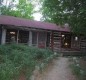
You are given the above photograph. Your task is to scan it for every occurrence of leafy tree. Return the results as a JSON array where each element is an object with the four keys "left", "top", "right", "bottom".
[
  {"left": 40, "top": 0, "right": 86, "bottom": 35},
  {"left": 0, "top": 0, "right": 16, "bottom": 15},
  {"left": 0, "top": 0, "right": 34, "bottom": 19},
  {"left": 15, "top": 0, "right": 34, "bottom": 19}
]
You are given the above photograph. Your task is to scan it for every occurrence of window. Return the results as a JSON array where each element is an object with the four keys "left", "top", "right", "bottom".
[
  {"left": 75, "top": 36, "right": 78, "bottom": 41},
  {"left": 18, "top": 30, "right": 29, "bottom": 43},
  {"left": 32, "top": 31, "right": 37, "bottom": 46}
]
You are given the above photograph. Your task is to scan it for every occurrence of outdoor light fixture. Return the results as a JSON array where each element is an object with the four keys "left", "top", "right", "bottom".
[
  {"left": 75, "top": 36, "right": 78, "bottom": 41},
  {"left": 62, "top": 35, "right": 65, "bottom": 37},
  {"left": 10, "top": 32, "right": 15, "bottom": 34},
  {"left": 64, "top": 42, "right": 68, "bottom": 46}
]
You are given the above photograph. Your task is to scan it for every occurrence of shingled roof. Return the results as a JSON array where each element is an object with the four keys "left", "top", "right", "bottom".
[{"left": 0, "top": 15, "right": 70, "bottom": 32}]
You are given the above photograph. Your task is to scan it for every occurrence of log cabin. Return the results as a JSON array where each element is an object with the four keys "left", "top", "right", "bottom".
[{"left": 0, "top": 15, "right": 86, "bottom": 55}]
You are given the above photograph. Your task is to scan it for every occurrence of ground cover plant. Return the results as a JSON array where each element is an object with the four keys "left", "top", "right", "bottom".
[
  {"left": 0, "top": 44, "right": 55, "bottom": 80},
  {"left": 69, "top": 56, "right": 86, "bottom": 80}
]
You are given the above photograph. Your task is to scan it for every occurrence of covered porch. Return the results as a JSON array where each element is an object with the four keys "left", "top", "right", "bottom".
[
  {"left": 0, "top": 26, "right": 86, "bottom": 54},
  {"left": 1, "top": 26, "right": 49, "bottom": 48}
]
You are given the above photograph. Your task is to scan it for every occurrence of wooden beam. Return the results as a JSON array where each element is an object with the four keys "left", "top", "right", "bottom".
[{"left": 3, "top": 25, "right": 48, "bottom": 32}]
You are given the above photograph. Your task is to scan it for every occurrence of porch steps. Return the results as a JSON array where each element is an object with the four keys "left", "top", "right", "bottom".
[{"left": 62, "top": 52, "right": 86, "bottom": 56}]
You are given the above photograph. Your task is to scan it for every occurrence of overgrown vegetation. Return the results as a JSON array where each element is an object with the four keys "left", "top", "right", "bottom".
[
  {"left": 0, "top": 44, "right": 55, "bottom": 80},
  {"left": 69, "top": 57, "right": 86, "bottom": 80},
  {"left": 40, "top": 0, "right": 86, "bottom": 35}
]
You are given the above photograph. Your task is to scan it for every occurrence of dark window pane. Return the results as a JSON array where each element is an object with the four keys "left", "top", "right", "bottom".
[
  {"left": 32, "top": 31, "right": 37, "bottom": 45},
  {"left": 6, "top": 29, "right": 17, "bottom": 43},
  {"left": 38, "top": 32, "right": 46, "bottom": 48},
  {"left": 18, "top": 30, "right": 29, "bottom": 43}
]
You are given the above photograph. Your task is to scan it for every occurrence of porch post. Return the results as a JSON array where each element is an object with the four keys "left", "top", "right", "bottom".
[
  {"left": 1, "top": 28, "right": 6, "bottom": 45},
  {"left": 51, "top": 31, "right": 54, "bottom": 51},
  {"left": 60, "top": 32, "right": 62, "bottom": 52},
  {"left": 29, "top": 31, "right": 32, "bottom": 46},
  {"left": 37, "top": 32, "right": 39, "bottom": 47},
  {"left": 17, "top": 30, "right": 19, "bottom": 44},
  {"left": 45, "top": 32, "right": 47, "bottom": 48}
]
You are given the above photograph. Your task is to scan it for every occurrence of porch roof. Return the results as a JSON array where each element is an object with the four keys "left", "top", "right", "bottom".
[{"left": 0, "top": 15, "right": 70, "bottom": 32}]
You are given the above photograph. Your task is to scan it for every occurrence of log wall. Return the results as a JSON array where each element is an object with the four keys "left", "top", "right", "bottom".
[
  {"left": 50, "top": 31, "right": 61, "bottom": 52},
  {"left": 80, "top": 37, "right": 86, "bottom": 51}
]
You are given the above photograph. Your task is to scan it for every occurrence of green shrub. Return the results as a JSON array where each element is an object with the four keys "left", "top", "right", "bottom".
[
  {"left": 71, "top": 64, "right": 81, "bottom": 76},
  {"left": 70, "top": 57, "right": 86, "bottom": 80},
  {"left": 0, "top": 44, "right": 54, "bottom": 80}
]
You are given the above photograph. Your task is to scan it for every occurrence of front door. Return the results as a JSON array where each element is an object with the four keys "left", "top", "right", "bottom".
[{"left": 61, "top": 33, "right": 71, "bottom": 48}]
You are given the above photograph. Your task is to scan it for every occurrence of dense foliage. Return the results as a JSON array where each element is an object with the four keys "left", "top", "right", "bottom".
[
  {"left": 70, "top": 57, "right": 86, "bottom": 80},
  {"left": 0, "top": 44, "right": 54, "bottom": 80},
  {"left": 40, "top": 0, "right": 86, "bottom": 35},
  {"left": 0, "top": 0, "right": 34, "bottom": 19}
]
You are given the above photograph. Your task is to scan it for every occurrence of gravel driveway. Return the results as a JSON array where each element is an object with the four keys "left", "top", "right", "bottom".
[{"left": 34, "top": 57, "right": 77, "bottom": 80}]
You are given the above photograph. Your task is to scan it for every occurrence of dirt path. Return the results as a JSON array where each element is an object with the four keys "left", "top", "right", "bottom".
[{"left": 34, "top": 57, "right": 77, "bottom": 80}]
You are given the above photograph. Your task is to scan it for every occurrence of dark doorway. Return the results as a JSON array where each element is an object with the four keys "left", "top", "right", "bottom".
[
  {"left": 6, "top": 29, "right": 17, "bottom": 43},
  {"left": 32, "top": 31, "right": 37, "bottom": 46},
  {"left": 61, "top": 33, "right": 71, "bottom": 48},
  {"left": 46, "top": 32, "right": 50, "bottom": 47}
]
